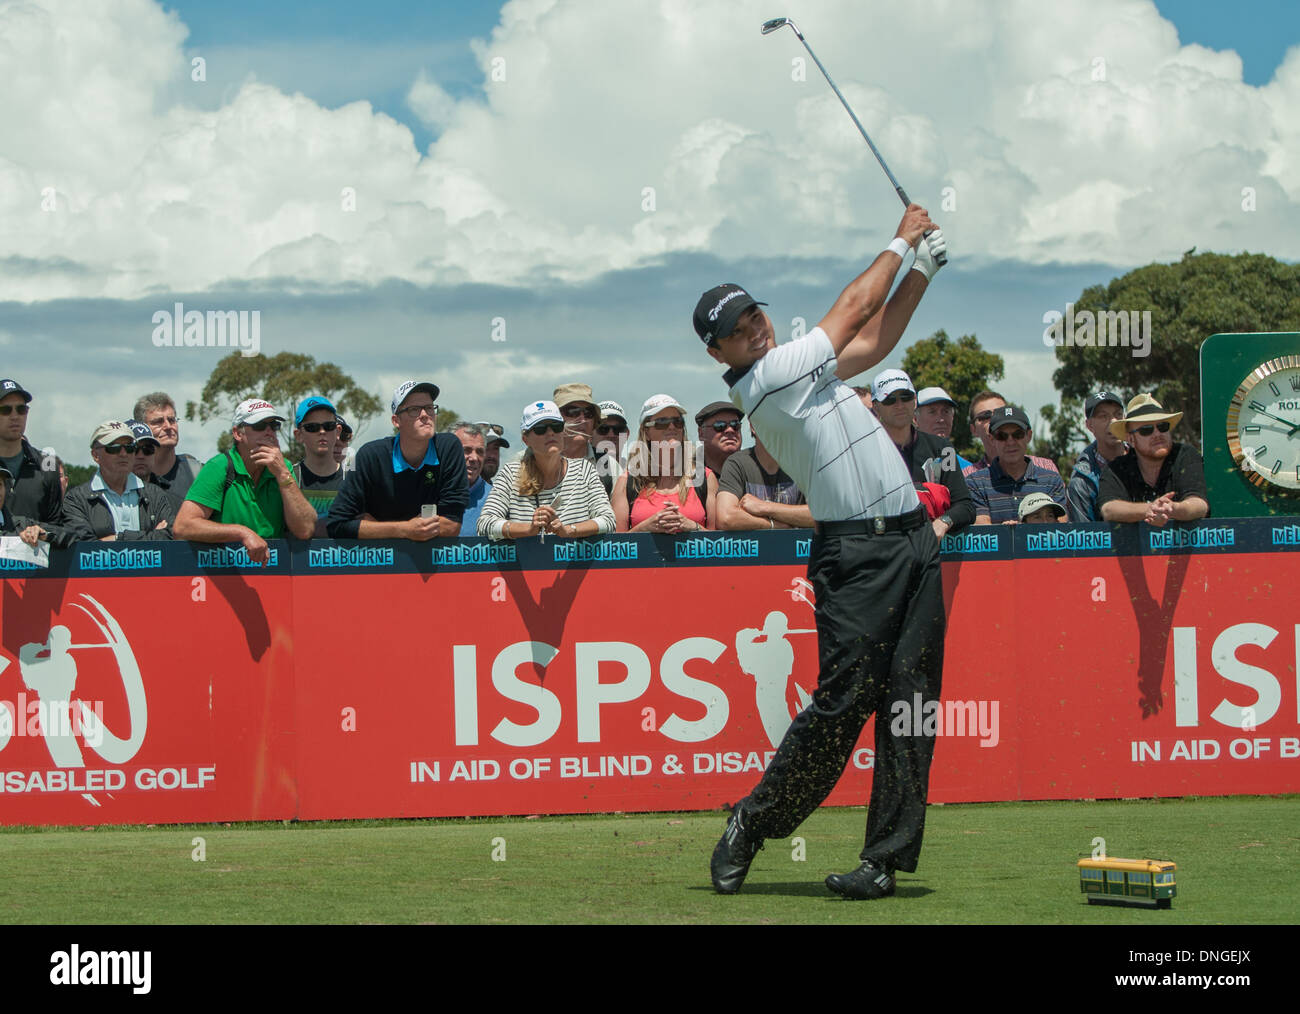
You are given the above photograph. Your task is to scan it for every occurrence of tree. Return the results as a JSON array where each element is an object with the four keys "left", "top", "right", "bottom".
[
  {"left": 901, "top": 329, "right": 1005, "bottom": 459},
  {"left": 185, "top": 352, "right": 384, "bottom": 458},
  {"left": 1033, "top": 396, "right": 1087, "bottom": 475},
  {"left": 1050, "top": 251, "right": 1300, "bottom": 452}
]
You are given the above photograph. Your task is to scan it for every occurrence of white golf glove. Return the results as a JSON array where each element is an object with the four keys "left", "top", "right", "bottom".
[{"left": 911, "top": 228, "right": 947, "bottom": 281}]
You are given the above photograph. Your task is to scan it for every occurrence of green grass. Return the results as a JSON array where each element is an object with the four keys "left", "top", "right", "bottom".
[{"left": 2, "top": 796, "right": 1296, "bottom": 923}]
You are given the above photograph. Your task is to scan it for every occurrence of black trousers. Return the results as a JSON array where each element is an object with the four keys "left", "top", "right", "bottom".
[{"left": 738, "top": 523, "right": 946, "bottom": 873}]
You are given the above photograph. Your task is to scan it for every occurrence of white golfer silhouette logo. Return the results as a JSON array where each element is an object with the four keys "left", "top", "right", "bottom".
[
  {"left": 0, "top": 594, "right": 147, "bottom": 800},
  {"left": 735, "top": 611, "right": 816, "bottom": 747}
]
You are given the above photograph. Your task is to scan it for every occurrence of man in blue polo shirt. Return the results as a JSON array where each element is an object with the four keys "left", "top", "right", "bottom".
[
  {"left": 967, "top": 405, "right": 1067, "bottom": 524},
  {"left": 326, "top": 380, "right": 467, "bottom": 540}
]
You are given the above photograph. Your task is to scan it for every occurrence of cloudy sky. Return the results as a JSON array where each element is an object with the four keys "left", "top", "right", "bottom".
[{"left": 2, "top": 0, "right": 1297, "bottom": 464}]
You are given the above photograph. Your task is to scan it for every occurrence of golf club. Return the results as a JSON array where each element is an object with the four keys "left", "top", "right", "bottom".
[{"left": 761, "top": 17, "right": 946, "bottom": 265}]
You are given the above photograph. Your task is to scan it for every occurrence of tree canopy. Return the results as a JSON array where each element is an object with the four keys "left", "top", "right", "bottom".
[{"left": 1050, "top": 250, "right": 1300, "bottom": 452}]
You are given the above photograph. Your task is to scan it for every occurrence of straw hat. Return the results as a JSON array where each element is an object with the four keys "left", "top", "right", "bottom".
[{"left": 1109, "top": 393, "right": 1183, "bottom": 442}]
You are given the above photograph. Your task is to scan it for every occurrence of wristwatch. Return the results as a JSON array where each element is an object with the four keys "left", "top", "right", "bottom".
[{"left": 938, "top": 514, "right": 954, "bottom": 529}]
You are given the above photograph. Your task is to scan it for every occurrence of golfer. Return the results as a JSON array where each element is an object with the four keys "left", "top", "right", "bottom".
[{"left": 696, "top": 204, "right": 947, "bottom": 900}]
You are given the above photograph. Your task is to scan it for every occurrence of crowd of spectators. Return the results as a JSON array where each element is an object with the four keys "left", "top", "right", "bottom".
[{"left": 0, "top": 370, "right": 1214, "bottom": 554}]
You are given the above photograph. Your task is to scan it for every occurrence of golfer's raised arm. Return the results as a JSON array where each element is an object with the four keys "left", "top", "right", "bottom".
[{"left": 817, "top": 204, "right": 934, "bottom": 358}]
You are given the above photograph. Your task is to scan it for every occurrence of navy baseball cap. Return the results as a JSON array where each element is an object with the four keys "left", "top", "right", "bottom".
[
  {"left": 0, "top": 379, "right": 32, "bottom": 402},
  {"left": 295, "top": 396, "right": 338, "bottom": 427},
  {"left": 989, "top": 405, "right": 1031, "bottom": 433},
  {"left": 125, "top": 421, "right": 160, "bottom": 447},
  {"left": 1085, "top": 390, "right": 1124, "bottom": 418},
  {"left": 693, "top": 284, "right": 767, "bottom": 346}
]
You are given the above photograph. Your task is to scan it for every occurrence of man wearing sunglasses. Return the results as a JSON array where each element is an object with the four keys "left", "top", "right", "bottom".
[
  {"left": 1098, "top": 394, "right": 1209, "bottom": 525},
  {"left": 473, "top": 422, "right": 509, "bottom": 483},
  {"left": 63, "top": 421, "right": 176, "bottom": 542},
  {"left": 594, "top": 400, "right": 628, "bottom": 486},
  {"left": 0, "top": 379, "right": 64, "bottom": 525},
  {"left": 292, "top": 396, "right": 345, "bottom": 537},
  {"left": 968, "top": 405, "right": 1067, "bottom": 524},
  {"left": 870, "top": 370, "right": 972, "bottom": 539},
  {"left": 962, "top": 390, "right": 1060, "bottom": 478},
  {"left": 327, "top": 380, "right": 467, "bottom": 540},
  {"left": 696, "top": 203, "right": 949, "bottom": 902},
  {"left": 1065, "top": 391, "right": 1130, "bottom": 523},
  {"left": 695, "top": 402, "right": 745, "bottom": 478},
  {"left": 174, "top": 399, "right": 316, "bottom": 561}
]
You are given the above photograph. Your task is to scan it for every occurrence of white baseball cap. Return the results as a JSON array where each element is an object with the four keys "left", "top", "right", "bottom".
[
  {"left": 521, "top": 400, "right": 563, "bottom": 431},
  {"left": 598, "top": 400, "right": 628, "bottom": 424},
  {"left": 917, "top": 387, "right": 956, "bottom": 407},
  {"left": 232, "top": 399, "right": 284, "bottom": 427},
  {"left": 871, "top": 369, "right": 915, "bottom": 402},
  {"left": 90, "top": 420, "right": 134, "bottom": 448},
  {"left": 391, "top": 380, "right": 440, "bottom": 415},
  {"left": 638, "top": 394, "right": 687, "bottom": 429}
]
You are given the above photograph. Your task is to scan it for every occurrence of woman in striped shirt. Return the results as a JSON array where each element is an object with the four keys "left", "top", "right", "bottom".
[
  {"left": 477, "top": 400, "right": 616, "bottom": 540},
  {"left": 613, "top": 394, "right": 718, "bottom": 533}
]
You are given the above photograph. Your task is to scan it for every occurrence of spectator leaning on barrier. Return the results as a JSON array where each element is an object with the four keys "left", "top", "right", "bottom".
[
  {"left": 614, "top": 394, "right": 717, "bottom": 533},
  {"left": 696, "top": 401, "right": 744, "bottom": 478},
  {"left": 175, "top": 399, "right": 316, "bottom": 561},
  {"left": 326, "top": 381, "right": 467, "bottom": 540},
  {"left": 871, "top": 370, "right": 972, "bottom": 539},
  {"left": 595, "top": 400, "right": 628, "bottom": 485},
  {"left": 1098, "top": 394, "right": 1210, "bottom": 526},
  {"left": 0, "top": 466, "right": 74, "bottom": 549},
  {"left": 474, "top": 422, "right": 509, "bottom": 483},
  {"left": 717, "top": 424, "right": 812, "bottom": 531},
  {"left": 452, "top": 422, "right": 492, "bottom": 537},
  {"left": 477, "top": 401, "right": 616, "bottom": 540},
  {"left": 0, "top": 379, "right": 63, "bottom": 525},
  {"left": 968, "top": 405, "right": 1068, "bottom": 525},
  {"left": 134, "top": 392, "right": 202, "bottom": 501},
  {"left": 292, "top": 396, "right": 345, "bottom": 538},
  {"left": 64, "top": 422, "right": 175, "bottom": 542},
  {"left": 963, "top": 390, "right": 1060, "bottom": 477},
  {"left": 1018, "top": 492, "right": 1066, "bottom": 524},
  {"left": 1066, "top": 390, "right": 1130, "bottom": 524},
  {"left": 916, "top": 387, "right": 974, "bottom": 471}
]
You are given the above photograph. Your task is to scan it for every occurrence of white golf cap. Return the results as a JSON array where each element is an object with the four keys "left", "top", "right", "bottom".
[
  {"left": 391, "top": 380, "right": 440, "bottom": 415},
  {"left": 598, "top": 400, "right": 628, "bottom": 423},
  {"left": 917, "top": 387, "right": 956, "bottom": 407},
  {"left": 521, "top": 400, "right": 563, "bottom": 431},
  {"left": 871, "top": 369, "right": 915, "bottom": 401},
  {"left": 90, "top": 420, "right": 134, "bottom": 448},
  {"left": 232, "top": 398, "right": 284, "bottom": 428},
  {"left": 1018, "top": 492, "right": 1066, "bottom": 520},
  {"left": 638, "top": 394, "right": 687, "bottom": 429}
]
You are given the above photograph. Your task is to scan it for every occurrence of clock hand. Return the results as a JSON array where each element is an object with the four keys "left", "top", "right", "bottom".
[{"left": 1253, "top": 408, "right": 1300, "bottom": 431}]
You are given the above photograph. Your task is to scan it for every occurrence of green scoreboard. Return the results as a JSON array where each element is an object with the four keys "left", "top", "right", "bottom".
[{"left": 1200, "top": 332, "right": 1300, "bottom": 517}]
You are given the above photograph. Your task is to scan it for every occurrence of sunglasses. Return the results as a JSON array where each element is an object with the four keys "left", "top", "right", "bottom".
[
  {"left": 529, "top": 421, "right": 565, "bottom": 436},
  {"left": 133, "top": 443, "right": 157, "bottom": 455},
  {"left": 0, "top": 404, "right": 29, "bottom": 416},
  {"left": 337, "top": 431, "right": 353, "bottom": 442},
  {"left": 1131, "top": 421, "right": 1172, "bottom": 437},
  {"left": 708, "top": 419, "right": 742, "bottom": 432},
  {"left": 596, "top": 423, "right": 628, "bottom": 436},
  {"left": 879, "top": 392, "right": 916, "bottom": 406},
  {"left": 300, "top": 420, "right": 338, "bottom": 433},
  {"left": 477, "top": 422, "right": 504, "bottom": 436},
  {"left": 100, "top": 443, "right": 141, "bottom": 455},
  {"left": 561, "top": 405, "right": 598, "bottom": 420},
  {"left": 646, "top": 416, "right": 685, "bottom": 431},
  {"left": 993, "top": 428, "right": 1027, "bottom": 441},
  {"left": 247, "top": 419, "right": 282, "bottom": 432}
]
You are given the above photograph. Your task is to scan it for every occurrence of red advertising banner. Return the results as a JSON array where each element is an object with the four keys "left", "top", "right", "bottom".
[{"left": 1, "top": 523, "right": 1296, "bottom": 827}]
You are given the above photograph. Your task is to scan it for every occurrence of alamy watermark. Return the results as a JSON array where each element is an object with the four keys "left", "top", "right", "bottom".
[
  {"left": 151, "top": 302, "right": 261, "bottom": 357},
  {"left": 1042, "top": 303, "right": 1150, "bottom": 358}
]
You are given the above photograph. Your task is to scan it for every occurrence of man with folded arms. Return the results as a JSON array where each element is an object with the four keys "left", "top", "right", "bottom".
[
  {"left": 716, "top": 424, "right": 812, "bottom": 531},
  {"left": 1098, "top": 394, "right": 1209, "bottom": 525},
  {"left": 64, "top": 421, "right": 175, "bottom": 541},
  {"left": 327, "top": 381, "right": 467, "bottom": 540},
  {"left": 968, "top": 406, "right": 1067, "bottom": 524},
  {"left": 174, "top": 399, "right": 316, "bottom": 562}
]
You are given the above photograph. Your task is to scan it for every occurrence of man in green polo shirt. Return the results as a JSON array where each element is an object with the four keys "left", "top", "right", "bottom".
[{"left": 174, "top": 398, "right": 317, "bottom": 563}]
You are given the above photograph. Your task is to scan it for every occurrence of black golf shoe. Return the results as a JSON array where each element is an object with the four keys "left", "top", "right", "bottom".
[
  {"left": 825, "top": 859, "right": 896, "bottom": 900},
  {"left": 710, "top": 806, "right": 763, "bottom": 894}
]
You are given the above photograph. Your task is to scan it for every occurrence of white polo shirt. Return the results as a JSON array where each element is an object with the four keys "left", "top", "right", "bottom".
[{"left": 724, "top": 327, "right": 919, "bottom": 522}]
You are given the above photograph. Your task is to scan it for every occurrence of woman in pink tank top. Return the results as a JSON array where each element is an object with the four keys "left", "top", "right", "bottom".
[{"left": 613, "top": 394, "right": 717, "bottom": 533}]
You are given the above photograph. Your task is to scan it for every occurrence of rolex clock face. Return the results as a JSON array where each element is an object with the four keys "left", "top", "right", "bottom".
[{"left": 1227, "top": 355, "right": 1300, "bottom": 496}]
